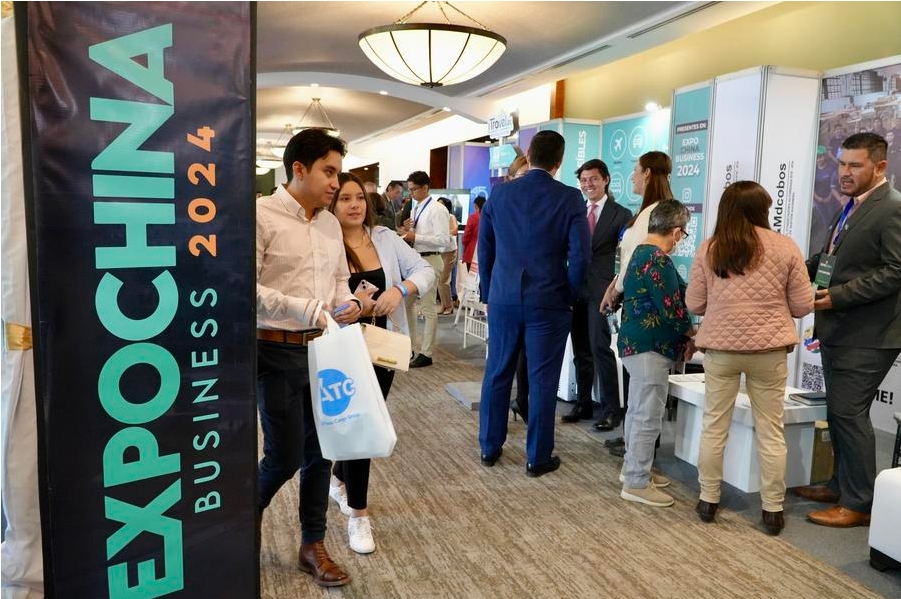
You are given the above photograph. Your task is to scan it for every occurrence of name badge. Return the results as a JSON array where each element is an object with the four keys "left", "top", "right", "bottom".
[
  {"left": 613, "top": 245, "right": 621, "bottom": 276},
  {"left": 814, "top": 254, "right": 836, "bottom": 288}
]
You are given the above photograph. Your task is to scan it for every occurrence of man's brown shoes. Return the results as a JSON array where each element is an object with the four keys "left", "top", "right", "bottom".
[
  {"left": 794, "top": 485, "right": 840, "bottom": 503},
  {"left": 298, "top": 541, "right": 350, "bottom": 587},
  {"left": 807, "top": 505, "right": 871, "bottom": 528}
]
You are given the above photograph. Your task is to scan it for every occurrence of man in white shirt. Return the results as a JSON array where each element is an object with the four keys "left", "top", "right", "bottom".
[
  {"left": 402, "top": 170, "right": 448, "bottom": 367},
  {"left": 256, "top": 128, "right": 361, "bottom": 587}
]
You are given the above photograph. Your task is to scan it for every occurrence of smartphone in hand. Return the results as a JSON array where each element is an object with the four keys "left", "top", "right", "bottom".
[{"left": 354, "top": 280, "right": 379, "bottom": 294}]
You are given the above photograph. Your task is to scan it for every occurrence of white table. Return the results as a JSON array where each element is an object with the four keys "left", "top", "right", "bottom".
[{"left": 669, "top": 373, "right": 827, "bottom": 493}]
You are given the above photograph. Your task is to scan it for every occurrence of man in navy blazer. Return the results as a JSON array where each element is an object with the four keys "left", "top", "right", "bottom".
[{"left": 477, "top": 130, "right": 590, "bottom": 477}]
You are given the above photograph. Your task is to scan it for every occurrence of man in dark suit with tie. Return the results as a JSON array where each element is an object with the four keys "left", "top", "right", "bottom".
[
  {"left": 561, "top": 159, "right": 633, "bottom": 429},
  {"left": 478, "top": 130, "right": 590, "bottom": 477},
  {"left": 796, "top": 132, "right": 901, "bottom": 527}
]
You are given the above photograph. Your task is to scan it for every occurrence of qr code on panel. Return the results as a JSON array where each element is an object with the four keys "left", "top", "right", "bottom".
[{"left": 801, "top": 362, "right": 825, "bottom": 391}]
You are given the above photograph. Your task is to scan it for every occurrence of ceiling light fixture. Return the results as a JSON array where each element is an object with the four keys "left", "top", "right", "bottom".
[
  {"left": 292, "top": 97, "right": 341, "bottom": 137},
  {"left": 358, "top": 1, "right": 506, "bottom": 88}
]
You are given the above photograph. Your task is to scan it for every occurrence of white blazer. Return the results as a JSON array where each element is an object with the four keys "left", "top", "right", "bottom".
[{"left": 369, "top": 225, "right": 437, "bottom": 335}]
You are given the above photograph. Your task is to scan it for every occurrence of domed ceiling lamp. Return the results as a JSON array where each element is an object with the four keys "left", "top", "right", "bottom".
[
  {"left": 358, "top": 1, "right": 506, "bottom": 88},
  {"left": 292, "top": 97, "right": 341, "bottom": 137}
]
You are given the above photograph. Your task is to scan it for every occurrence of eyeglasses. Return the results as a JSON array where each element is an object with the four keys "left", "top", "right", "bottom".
[{"left": 679, "top": 227, "right": 688, "bottom": 238}]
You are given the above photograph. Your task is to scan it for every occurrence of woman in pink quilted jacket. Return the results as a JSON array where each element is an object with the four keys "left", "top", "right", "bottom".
[{"left": 686, "top": 181, "right": 814, "bottom": 536}]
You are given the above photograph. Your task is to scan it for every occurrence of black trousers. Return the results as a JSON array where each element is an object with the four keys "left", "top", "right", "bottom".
[
  {"left": 571, "top": 298, "right": 621, "bottom": 418},
  {"left": 332, "top": 365, "right": 395, "bottom": 510},
  {"left": 256, "top": 341, "right": 330, "bottom": 544}
]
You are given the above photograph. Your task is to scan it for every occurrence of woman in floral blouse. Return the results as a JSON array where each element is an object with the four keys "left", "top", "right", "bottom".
[{"left": 618, "top": 200, "right": 694, "bottom": 508}]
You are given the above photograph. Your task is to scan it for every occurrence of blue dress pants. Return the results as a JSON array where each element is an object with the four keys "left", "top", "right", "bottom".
[{"left": 479, "top": 304, "right": 570, "bottom": 466}]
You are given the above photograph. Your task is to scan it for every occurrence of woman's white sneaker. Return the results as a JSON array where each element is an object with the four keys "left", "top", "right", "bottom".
[
  {"left": 348, "top": 516, "right": 376, "bottom": 554},
  {"left": 328, "top": 484, "right": 350, "bottom": 516}
]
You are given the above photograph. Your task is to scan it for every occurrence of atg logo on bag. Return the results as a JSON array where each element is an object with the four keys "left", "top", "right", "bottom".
[{"left": 318, "top": 368, "right": 355, "bottom": 416}]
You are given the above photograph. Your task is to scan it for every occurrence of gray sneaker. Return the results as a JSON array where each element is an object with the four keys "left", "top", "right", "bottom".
[{"left": 621, "top": 484, "right": 675, "bottom": 507}]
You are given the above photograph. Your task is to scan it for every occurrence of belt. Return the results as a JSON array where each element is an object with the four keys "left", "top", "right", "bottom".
[
  {"left": 420, "top": 251, "right": 440, "bottom": 256},
  {"left": 257, "top": 328, "right": 323, "bottom": 345}
]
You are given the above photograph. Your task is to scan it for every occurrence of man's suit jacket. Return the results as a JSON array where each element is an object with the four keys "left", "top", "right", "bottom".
[
  {"left": 806, "top": 181, "right": 901, "bottom": 348},
  {"left": 478, "top": 169, "right": 590, "bottom": 309},
  {"left": 579, "top": 198, "right": 633, "bottom": 303}
]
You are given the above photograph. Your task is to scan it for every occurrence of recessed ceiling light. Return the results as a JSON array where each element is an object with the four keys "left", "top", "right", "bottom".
[
  {"left": 645, "top": 102, "right": 661, "bottom": 112},
  {"left": 310, "top": 83, "right": 319, "bottom": 87},
  {"left": 379, "top": 90, "right": 388, "bottom": 96},
  {"left": 442, "top": 106, "right": 451, "bottom": 112}
]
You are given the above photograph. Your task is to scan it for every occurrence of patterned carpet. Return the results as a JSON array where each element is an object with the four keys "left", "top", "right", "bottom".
[{"left": 260, "top": 345, "right": 885, "bottom": 598}]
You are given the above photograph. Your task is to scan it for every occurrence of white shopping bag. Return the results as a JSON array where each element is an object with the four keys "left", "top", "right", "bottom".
[{"left": 308, "top": 313, "right": 397, "bottom": 460}]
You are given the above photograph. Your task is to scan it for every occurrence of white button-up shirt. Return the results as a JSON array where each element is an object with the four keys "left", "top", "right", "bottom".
[{"left": 256, "top": 186, "right": 355, "bottom": 330}]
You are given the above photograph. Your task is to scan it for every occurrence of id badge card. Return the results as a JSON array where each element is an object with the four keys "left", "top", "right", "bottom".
[
  {"left": 814, "top": 254, "right": 836, "bottom": 288},
  {"left": 613, "top": 245, "right": 621, "bottom": 277}
]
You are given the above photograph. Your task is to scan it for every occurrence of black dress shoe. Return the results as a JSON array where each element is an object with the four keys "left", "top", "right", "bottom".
[
  {"left": 526, "top": 455, "right": 561, "bottom": 478},
  {"left": 762, "top": 510, "right": 784, "bottom": 536},
  {"left": 510, "top": 400, "right": 528, "bottom": 424},
  {"left": 593, "top": 416, "right": 621, "bottom": 431},
  {"left": 608, "top": 444, "right": 626, "bottom": 458},
  {"left": 695, "top": 500, "right": 719, "bottom": 523},
  {"left": 409, "top": 353, "right": 433, "bottom": 368},
  {"left": 604, "top": 436, "right": 625, "bottom": 448},
  {"left": 561, "top": 404, "right": 593, "bottom": 423},
  {"left": 481, "top": 448, "right": 502, "bottom": 467}
]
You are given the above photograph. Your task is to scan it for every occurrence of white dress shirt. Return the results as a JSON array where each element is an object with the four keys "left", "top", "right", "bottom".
[
  {"left": 587, "top": 195, "right": 608, "bottom": 231},
  {"left": 411, "top": 196, "right": 452, "bottom": 253},
  {"left": 256, "top": 186, "right": 355, "bottom": 330}
]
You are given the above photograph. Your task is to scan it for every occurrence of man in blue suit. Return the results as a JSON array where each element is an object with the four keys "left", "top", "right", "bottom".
[{"left": 478, "top": 130, "right": 591, "bottom": 477}]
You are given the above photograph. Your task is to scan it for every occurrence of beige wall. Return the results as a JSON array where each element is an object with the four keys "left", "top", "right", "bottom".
[{"left": 564, "top": 1, "right": 901, "bottom": 120}]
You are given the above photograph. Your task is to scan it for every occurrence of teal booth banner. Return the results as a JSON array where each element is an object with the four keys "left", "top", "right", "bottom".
[
  {"left": 602, "top": 111, "right": 671, "bottom": 215},
  {"left": 18, "top": 2, "right": 258, "bottom": 597},
  {"left": 538, "top": 119, "right": 601, "bottom": 189},
  {"left": 669, "top": 83, "right": 712, "bottom": 280}
]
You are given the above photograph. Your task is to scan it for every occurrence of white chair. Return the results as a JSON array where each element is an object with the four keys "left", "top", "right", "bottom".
[
  {"left": 869, "top": 467, "right": 901, "bottom": 572},
  {"left": 454, "top": 267, "right": 481, "bottom": 325}
]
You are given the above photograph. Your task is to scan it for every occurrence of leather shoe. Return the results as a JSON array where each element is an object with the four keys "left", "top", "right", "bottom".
[
  {"left": 593, "top": 416, "right": 621, "bottom": 431},
  {"left": 526, "top": 455, "right": 561, "bottom": 478},
  {"left": 481, "top": 448, "right": 502, "bottom": 467},
  {"left": 762, "top": 510, "right": 784, "bottom": 535},
  {"left": 794, "top": 485, "right": 839, "bottom": 503},
  {"left": 298, "top": 541, "right": 350, "bottom": 587},
  {"left": 695, "top": 500, "right": 719, "bottom": 523},
  {"left": 409, "top": 353, "right": 433, "bottom": 368},
  {"left": 807, "top": 505, "right": 871, "bottom": 528},
  {"left": 561, "top": 404, "right": 592, "bottom": 423},
  {"left": 608, "top": 444, "right": 626, "bottom": 457},
  {"left": 604, "top": 436, "right": 625, "bottom": 448}
]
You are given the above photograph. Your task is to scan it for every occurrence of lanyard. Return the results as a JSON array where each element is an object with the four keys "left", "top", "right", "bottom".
[
  {"left": 413, "top": 198, "right": 432, "bottom": 228},
  {"left": 830, "top": 198, "right": 855, "bottom": 253}
]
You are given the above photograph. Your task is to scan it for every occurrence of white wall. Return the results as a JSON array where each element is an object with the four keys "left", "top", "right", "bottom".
[{"left": 347, "top": 84, "right": 553, "bottom": 188}]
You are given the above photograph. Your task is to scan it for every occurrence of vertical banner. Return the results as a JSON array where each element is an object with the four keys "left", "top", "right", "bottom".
[
  {"left": 538, "top": 119, "right": 602, "bottom": 188},
  {"left": 757, "top": 67, "right": 820, "bottom": 249},
  {"left": 669, "top": 82, "right": 712, "bottom": 281},
  {"left": 798, "top": 57, "right": 901, "bottom": 433},
  {"left": 704, "top": 67, "right": 764, "bottom": 237},
  {"left": 601, "top": 109, "right": 671, "bottom": 214},
  {"left": 21, "top": 2, "right": 258, "bottom": 596}
]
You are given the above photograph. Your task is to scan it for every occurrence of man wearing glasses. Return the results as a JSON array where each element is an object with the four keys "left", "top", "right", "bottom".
[{"left": 401, "top": 171, "right": 450, "bottom": 367}]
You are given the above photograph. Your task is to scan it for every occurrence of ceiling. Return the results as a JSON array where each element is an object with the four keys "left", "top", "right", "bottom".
[{"left": 255, "top": 1, "right": 772, "bottom": 152}]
